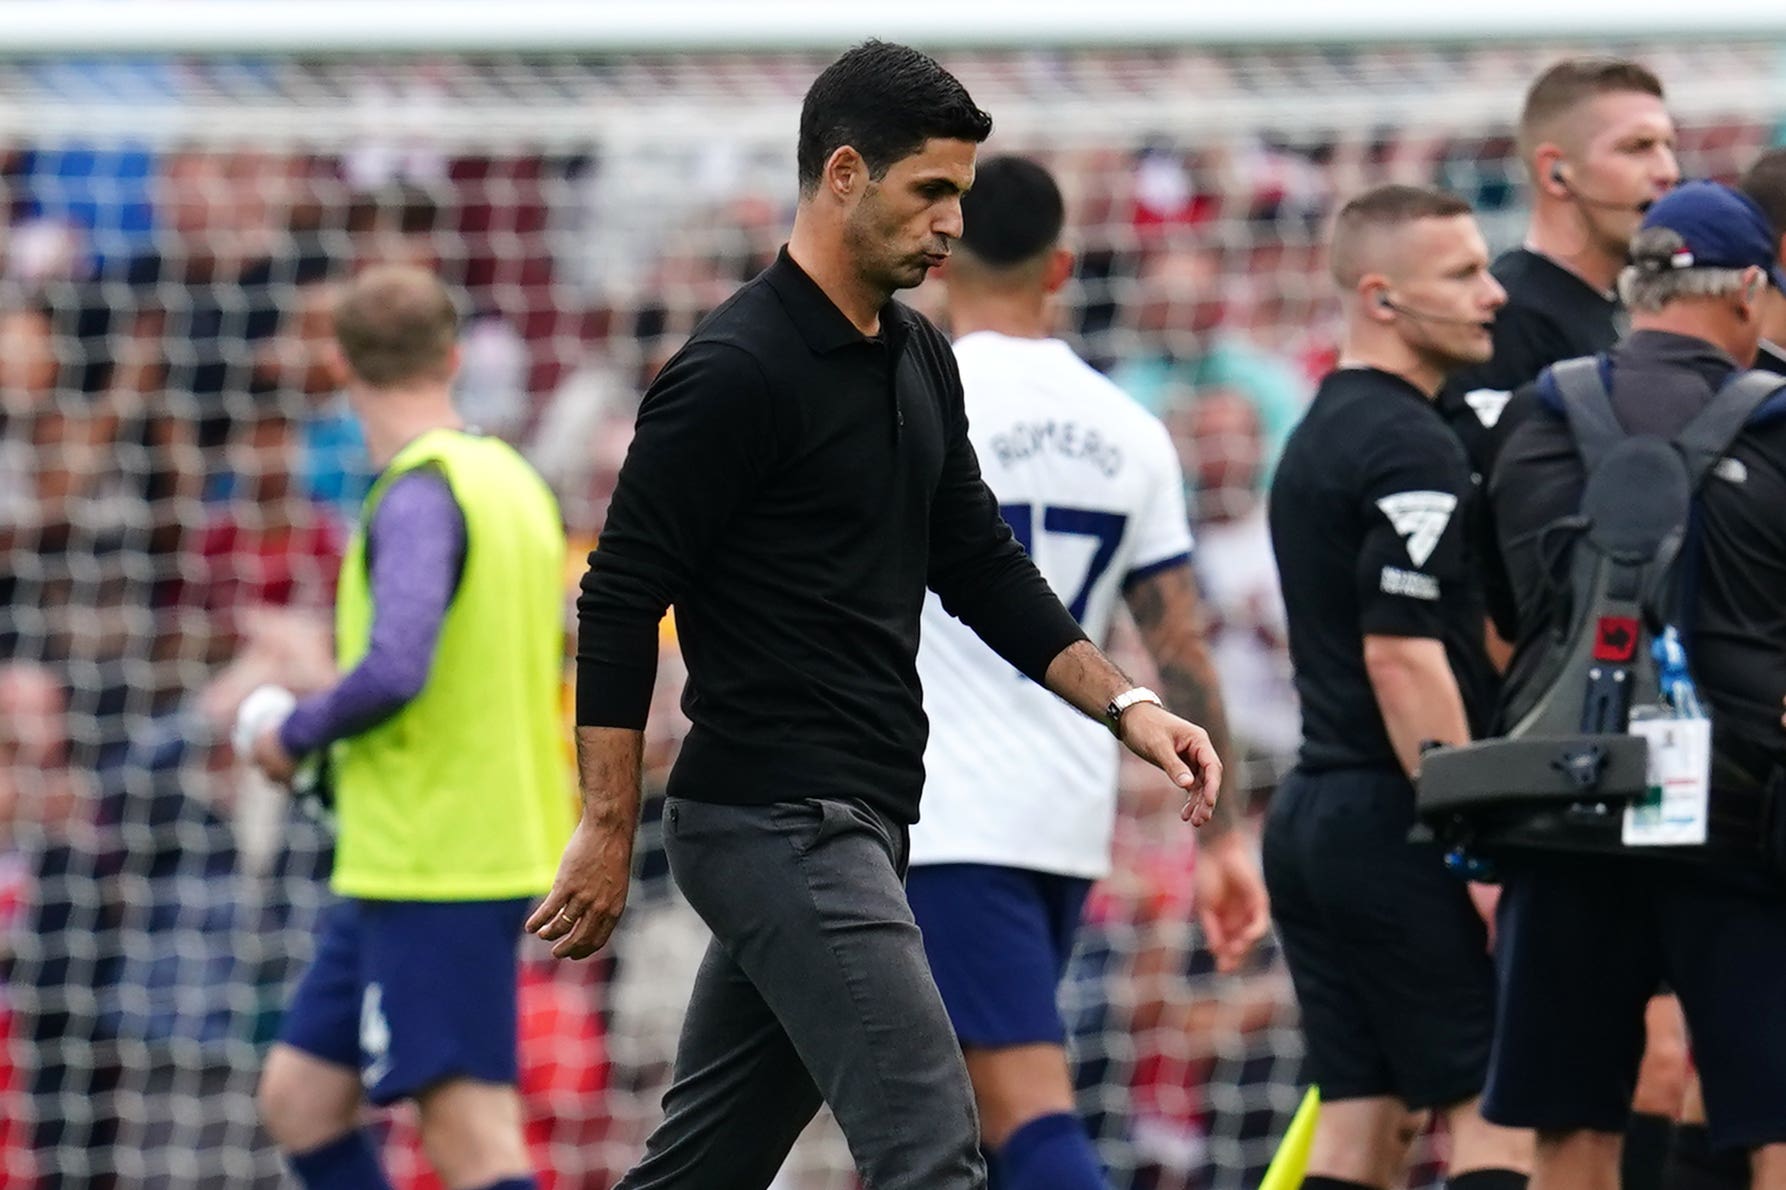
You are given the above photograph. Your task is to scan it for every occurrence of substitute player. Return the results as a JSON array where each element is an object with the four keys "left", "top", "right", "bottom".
[
  {"left": 1265, "top": 185, "right": 1531, "bottom": 1190},
  {"left": 530, "top": 41, "right": 1223, "bottom": 1190},
  {"left": 251, "top": 265, "right": 574, "bottom": 1190},
  {"left": 906, "top": 156, "right": 1271, "bottom": 1189}
]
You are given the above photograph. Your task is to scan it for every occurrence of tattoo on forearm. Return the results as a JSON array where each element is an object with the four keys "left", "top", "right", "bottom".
[
  {"left": 1158, "top": 656, "right": 1239, "bottom": 830},
  {"left": 1125, "top": 564, "right": 1242, "bottom": 829}
]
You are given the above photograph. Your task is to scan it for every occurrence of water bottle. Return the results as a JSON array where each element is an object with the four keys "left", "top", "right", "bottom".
[
  {"left": 232, "top": 685, "right": 319, "bottom": 793},
  {"left": 1652, "top": 626, "right": 1704, "bottom": 720}
]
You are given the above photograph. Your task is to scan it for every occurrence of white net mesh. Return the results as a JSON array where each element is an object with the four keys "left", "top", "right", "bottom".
[{"left": 1, "top": 38, "right": 1782, "bottom": 1189}]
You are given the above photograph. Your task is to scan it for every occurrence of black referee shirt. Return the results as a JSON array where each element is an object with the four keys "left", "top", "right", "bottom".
[
  {"left": 1269, "top": 367, "right": 1494, "bottom": 772},
  {"left": 1491, "top": 331, "right": 1786, "bottom": 761},
  {"left": 576, "top": 247, "right": 1087, "bottom": 824},
  {"left": 1437, "top": 248, "right": 1621, "bottom": 477}
]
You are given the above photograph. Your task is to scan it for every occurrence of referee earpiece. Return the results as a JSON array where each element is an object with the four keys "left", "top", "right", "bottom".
[
  {"left": 1372, "top": 290, "right": 1483, "bottom": 327},
  {"left": 1545, "top": 160, "right": 1653, "bottom": 214}
]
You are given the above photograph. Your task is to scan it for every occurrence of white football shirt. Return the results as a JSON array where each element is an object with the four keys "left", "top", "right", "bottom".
[{"left": 911, "top": 331, "right": 1194, "bottom": 878}]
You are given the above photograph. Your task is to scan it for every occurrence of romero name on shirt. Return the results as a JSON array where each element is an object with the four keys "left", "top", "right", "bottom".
[{"left": 989, "top": 419, "right": 1126, "bottom": 477}]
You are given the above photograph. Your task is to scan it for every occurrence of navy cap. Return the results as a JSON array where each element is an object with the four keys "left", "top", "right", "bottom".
[{"left": 1636, "top": 180, "right": 1786, "bottom": 291}]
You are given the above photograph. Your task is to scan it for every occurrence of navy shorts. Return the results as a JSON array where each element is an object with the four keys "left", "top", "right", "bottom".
[
  {"left": 278, "top": 897, "right": 531, "bottom": 1106},
  {"left": 1262, "top": 765, "right": 1495, "bottom": 1109},
  {"left": 906, "top": 863, "right": 1093, "bottom": 1048},
  {"left": 1485, "top": 857, "right": 1786, "bottom": 1151}
]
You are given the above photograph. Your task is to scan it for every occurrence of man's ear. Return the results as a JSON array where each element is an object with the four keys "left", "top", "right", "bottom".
[
  {"left": 1731, "top": 266, "right": 1766, "bottom": 322},
  {"left": 824, "top": 146, "right": 865, "bottom": 200},
  {"left": 1043, "top": 247, "right": 1075, "bottom": 295},
  {"left": 1359, "top": 274, "right": 1396, "bottom": 322},
  {"left": 1533, "top": 144, "right": 1570, "bottom": 200}
]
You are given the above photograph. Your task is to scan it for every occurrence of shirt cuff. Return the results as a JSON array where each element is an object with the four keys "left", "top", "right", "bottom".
[
  {"left": 278, "top": 699, "right": 328, "bottom": 758},
  {"left": 1014, "top": 615, "right": 1090, "bottom": 686}
]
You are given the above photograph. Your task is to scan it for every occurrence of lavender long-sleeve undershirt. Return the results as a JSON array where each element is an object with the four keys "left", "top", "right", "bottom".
[{"left": 279, "top": 470, "right": 467, "bottom": 758}]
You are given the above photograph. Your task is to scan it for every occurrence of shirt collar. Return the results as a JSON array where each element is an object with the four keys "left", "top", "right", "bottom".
[
  {"left": 764, "top": 245, "right": 905, "bottom": 355},
  {"left": 1621, "top": 328, "right": 1738, "bottom": 376},
  {"left": 1333, "top": 363, "right": 1434, "bottom": 406}
]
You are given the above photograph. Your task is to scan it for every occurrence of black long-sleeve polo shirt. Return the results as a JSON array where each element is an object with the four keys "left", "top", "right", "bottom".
[{"left": 576, "top": 248, "right": 1087, "bottom": 824}]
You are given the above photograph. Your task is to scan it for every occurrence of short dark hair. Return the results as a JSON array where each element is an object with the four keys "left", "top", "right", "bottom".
[
  {"left": 1740, "top": 148, "right": 1786, "bottom": 251},
  {"left": 958, "top": 155, "right": 1064, "bottom": 268},
  {"left": 332, "top": 264, "right": 459, "bottom": 387},
  {"left": 797, "top": 40, "right": 992, "bottom": 197},
  {"left": 1519, "top": 57, "right": 1665, "bottom": 159},
  {"left": 1329, "top": 184, "right": 1474, "bottom": 286}
]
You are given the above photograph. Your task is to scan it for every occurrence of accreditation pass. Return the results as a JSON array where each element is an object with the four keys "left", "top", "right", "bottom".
[{"left": 1622, "top": 716, "right": 1711, "bottom": 847}]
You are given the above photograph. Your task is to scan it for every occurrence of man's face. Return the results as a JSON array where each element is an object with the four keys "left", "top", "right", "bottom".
[
  {"left": 0, "top": 311, "right": 58, "bottom": 412},
  {"left": 228, "top": 416, "right": 298, "bottom": 505},
  {"left": 1174, "top": 388, "right": 1264, "bottom": 525},
  {"left": 1567, "top": 92, "right": 1680, "bottom": 258},
  {"left": 843, "top": 138, "right": 977, "bottom": 294},
  {"left": 0, "top": 669, "right": 68, "bottom": 771},
  {"left": 1136, "top": 245, "right": 1225, "bottom": 342},
  {"left": 160, "top": 151, "right": 232, "bottom": 239},
  {"left": 1385, "top": 214, "right": 1507, "bottom": 369},
  {"left": 258, "top": 283, "right": 345, "bottom": 398}
]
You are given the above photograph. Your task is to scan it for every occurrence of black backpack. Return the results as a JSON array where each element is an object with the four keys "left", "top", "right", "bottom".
[{"left": 1415, "top": 355, "right": 1786, "bottom": 862}]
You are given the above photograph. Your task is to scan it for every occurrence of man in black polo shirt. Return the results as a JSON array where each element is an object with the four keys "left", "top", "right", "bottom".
[
  {"left": 1483, "top": 182, "right": 1786, "bottom": 1190},
  {"left": 1440, "top": 57, "right": 1678, "bottom": 477},
  {"left": 525, "top": 41, "right": 1225, "bottom": 1190},
  {"left": 1266, "top": 184, "right": 1530, "bottom": 1190}
]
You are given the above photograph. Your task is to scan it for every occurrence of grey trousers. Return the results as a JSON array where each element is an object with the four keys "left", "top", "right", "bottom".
[{"left": 618, "top": 796, "right": 985, "bottom": 1190}]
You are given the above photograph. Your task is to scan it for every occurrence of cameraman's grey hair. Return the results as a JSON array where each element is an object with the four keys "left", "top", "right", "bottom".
[{"left": 1618, "top": 226, "right": 1753, "bottom": 311}]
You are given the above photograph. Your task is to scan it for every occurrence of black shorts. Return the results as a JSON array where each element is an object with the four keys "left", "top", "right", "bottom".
[
  {"left": 1262, "top": 764, "right": 1494, "bottom": 1108},
  {"left": 1485, "top": 857, "right": 1786, "bottom": 1151}
]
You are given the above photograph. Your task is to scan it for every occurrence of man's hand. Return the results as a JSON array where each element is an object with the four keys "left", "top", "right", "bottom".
[
  {"left": 526, "top": 816, "right": 635, "bottom": 960},
  {"left": 1118, "top": 702, "right": 1223, "bottom": 827},
  {"left": 1468, "top": 880, "right": 1501, "bottom": 951},
  {"left": 251, "top": 725, "right": 298, "bottom": 785},
  {"left": 1192, "top": 829, "right": 1271, "bottom": 973},
  {"left": 532, "top": 725, "right": 645, "bottom": 961}
]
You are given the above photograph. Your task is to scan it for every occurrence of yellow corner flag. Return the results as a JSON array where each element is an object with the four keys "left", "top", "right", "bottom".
[{"left": 1258, "top": 1085, "right": 1320, "bottom": 1190}]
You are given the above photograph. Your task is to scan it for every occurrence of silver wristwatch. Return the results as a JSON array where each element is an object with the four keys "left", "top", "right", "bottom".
[{"left": 1105, "top": 686, "right": 1163, "bottom": 739}]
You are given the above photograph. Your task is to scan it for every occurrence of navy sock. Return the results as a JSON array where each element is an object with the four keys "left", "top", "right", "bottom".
[
  {"left": 1624, "top": 1112, "right": 1675, "bottom": 1190},
  {"left": 287, "top": 1130, "right": 393, "bottom": 1190},
  {"left": 1665, "top": 1123, "right": 1749, "bottom": 1190},
  {"left": 1301, "top": 1178, "right": 1376, "bottom": 1190},
  {"left": 1447, "top": 1169, "right": 1530, "bottom": 1190},
  {"left": 995, "top": 1112, "right": 1104, "bottom": 1190},
  {"left": 468, "top": 1180, "right": 537, "bottom": 1190}
]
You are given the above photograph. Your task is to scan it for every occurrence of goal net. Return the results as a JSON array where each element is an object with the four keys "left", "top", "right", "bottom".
[{"left": 0, "top": 31, "right": 1779, "bottom": 1189}]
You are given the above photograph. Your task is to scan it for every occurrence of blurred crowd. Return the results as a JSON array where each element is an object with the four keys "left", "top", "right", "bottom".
[{"left": 0, "top": 45, "right": 1781, "bottom": 1190}]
